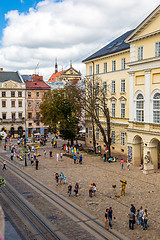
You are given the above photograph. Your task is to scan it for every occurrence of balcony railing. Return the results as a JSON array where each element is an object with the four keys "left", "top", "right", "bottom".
[{"left": 0, "top": 118, "right": 24, "bottom": 123}]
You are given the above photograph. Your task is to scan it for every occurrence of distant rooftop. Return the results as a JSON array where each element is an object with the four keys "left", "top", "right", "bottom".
[
  {"left": 82, "top": 29, "right": 134, "bottom": 62},
  {"left": 0, "top": 71, "right": 24, "bottom": 83}
]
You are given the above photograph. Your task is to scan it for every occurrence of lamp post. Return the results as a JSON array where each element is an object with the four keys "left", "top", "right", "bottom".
[{"left": 24, "top": 137, "right": 27, "bottom": 166}]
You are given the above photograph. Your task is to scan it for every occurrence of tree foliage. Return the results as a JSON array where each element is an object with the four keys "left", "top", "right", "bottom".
[{"left": 40, "top": 85, "right": 82, "bottom": 144}]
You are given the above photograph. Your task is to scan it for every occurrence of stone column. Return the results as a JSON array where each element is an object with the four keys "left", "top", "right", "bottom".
[
  {"left": 129, "top": 72, "right": 134, "bottom": 121},
  {"left": 144, "top": 69, "right": 151, "bottom": 123}
]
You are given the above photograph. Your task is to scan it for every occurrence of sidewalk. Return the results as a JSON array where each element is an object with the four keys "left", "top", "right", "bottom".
[{"left": 1, "top": 137, "right": 160, "bottom": 240}]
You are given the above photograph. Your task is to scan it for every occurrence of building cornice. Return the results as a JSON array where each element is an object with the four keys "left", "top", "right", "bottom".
[{"left": 127, "top": 56, "right": 160, "bottom": 67}]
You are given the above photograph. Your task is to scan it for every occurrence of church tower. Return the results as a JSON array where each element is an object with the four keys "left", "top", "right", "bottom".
[{"left": 55, "top": 58, "right": 58, "bottom": 73}]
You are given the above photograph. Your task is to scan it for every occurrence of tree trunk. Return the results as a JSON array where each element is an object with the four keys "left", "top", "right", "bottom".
[
  {"left": 92, "top": 118, "right": 96, "bottom": 154},
  {"left": 71, "top": 139, "right": 74, "bottom": 146}
]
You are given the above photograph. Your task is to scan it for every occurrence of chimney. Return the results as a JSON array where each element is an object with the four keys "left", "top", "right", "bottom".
[{"left": 0, "top": 68, "right": 3, "bottom": 72}]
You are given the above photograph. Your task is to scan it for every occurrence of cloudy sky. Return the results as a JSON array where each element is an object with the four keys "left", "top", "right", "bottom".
[{"left": 0, "top": 0, "right": 159, "bottom": 80}]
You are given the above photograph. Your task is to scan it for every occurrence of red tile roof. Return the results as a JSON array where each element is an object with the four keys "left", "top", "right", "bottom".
[
  {"left": 25, "top": 80, "right": 51, "bottom": 90},
  {"left": 48, "top": 71, "right": 62, "bottom": 82}
]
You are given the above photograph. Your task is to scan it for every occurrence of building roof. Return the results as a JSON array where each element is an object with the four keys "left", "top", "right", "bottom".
[
  {"left": 48, "top": 71, "right": 63, "bottom": 82},
  {"left": 0, "top": 71, "right": 24, "bottom": 83},
  {"left": 25, "top": 79, "right": 51, "bottom": 90},
  {"left": 21, "top": 75, "right": 33, "bottom": 81},
  {"left": 82, "top": 29, "right": 135, "bottom": 62}
]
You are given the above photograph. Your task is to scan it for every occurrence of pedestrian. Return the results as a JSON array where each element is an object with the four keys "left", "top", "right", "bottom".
[
  {"left": 63, "top": 176, "right": 66, "bottom": 184},
  {"left": 105, "top": 209, "right": 109, "bottom": 230},
  {"left": 49, "top": 150, "right": 52, "bottom": 158},
  {"left": 60, "top": 152, "right": 63, "bottom": 160},
  {"left": 2, "top": 160, "right": 6, "bottom": 170},
  {"left": 34, "top": 153, "right": 36, "bottom": 162},
  {"left": 31, "top": 154, "right": 34, "bottom": 166},
  {"left": 79, "top": 155, "right": 82, "bottom": 164},
  {"left": 68, "top": 183, "right": 72, "bottom": 197},
  {"left": 4, "top": 144, "right": 6, "bottom": 151},
  {"left": 127, "top": 209, "right": 135, "bottom": 230},
  {"left": 130, "top": 204, "right": 136, "bottom": 214},
  {"left": 136, "top": 209, "right": 140, "bottom": 226},
  {"left": 143, "top": 209, "right": 148, "bottom": 230},
  {"left": 31, "top": 145, "right": 34, "bottom": 152},
  {"left": 9, "top": 143, "right": 11, "bottom": 151},
  {"left": 108, "top": 207, "right": 115, "bottom": 229},
  {"left": 60, "top": 172, "right": 64, "bottom": 184},
  {"left": 120, "top": 159, "right": 124, "bottom": 169},
  {"left": 89, "top": 184, "right": 93, "bottom": 197},
  {"left": 55, "top": 173, "right": 59, "bottom": 185},
  {"left": 139, "top": 206, "right": 144, "bottom": 227},
  {"left": 43, "top": 150, "right": 46, "bottom": 159},
  {"left": 74, "top": 183, "right": 79, "bottom": 196},
  {"left": 35, "top": 158, "right": 39, "bottom": 170},
  {"left": 93, "top": 183, "right": 96, "bottom": 196},
  {"left": 28, "top": 152, "right": 30, "bottom": 161},
  {"left": 10, "top": 152, "right": 14, "bottom": 160},
  {"left": 73, "top": 154, "right": 76, "bottom": 164},
  {"left": 57, "top": 153, "right": 59, "bottom": 162},
  {"left": 127, "top": 160, "right": 130, "bottom": 170}
]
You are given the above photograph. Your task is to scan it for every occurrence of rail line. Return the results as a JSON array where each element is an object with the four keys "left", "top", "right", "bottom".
[{"left": 0, "top": 155, "right": 126, "bottom": 240}]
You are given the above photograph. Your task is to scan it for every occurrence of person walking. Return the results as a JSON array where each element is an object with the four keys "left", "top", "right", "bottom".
[
  {"left": 56, "top": 153, "right": 59, "bottom": 162},
  {"left": 68, "top": 183, "right": 72, "bottom": 197},
  {"left": 4, "top": 144, "right": 6, "bottom": 151},
  {"left": 60, "top": 172, "right": 64, "bottom": 184},
  {"left": 2, "top": 160, "right": 6, "bottom": 170},
  {"left": 43, "top": 150, "right": 46, "bottom": 159},
  {"left": 136, "top": 209, "right": 140, "bottom": 226},
  {"left": 120, "top": 159, "right": 124, "bottom": 169},
  {"left": 127, "top": 209, "right": 135, "bottom": 230},
  {"left": 143, "top": 209, "right": 148, "bottom": 230},
  {"left": 49, "top": 150, "right": 52, "bottom": 158},
  {"left": 74, "top": 183, "right": 79, "bottom": 196},
  {"left": 139, "top": 206, "right": 144, "bottom": 227},
  {"left": 93, "top": 183, "right": 96, "bottom": 196},
  {"left": 79, "top": 155, "right": 82, "bottom": 164},
  {"left": 55, "top": 173, "right": 59, "bottom": 185},
  {"left": 127, "top": 160, "right": 130, "bottom": 170},
  {"left": 108, "top": 207, "right": 114, "bottom": 229},
  {"left": 105, "top": 209, "right": 109, "bottom": 230},
  {"left": 35, "top": 158, "right": 39, "bottom": 170},
  {"left": 28, "top": 152, "right": 30, "bottom": 161},
  {"left": 31, "top": 154, "right": 34, "bottom": 166},
  {"left": 10, "top": 152, "right": 14, "bottom": 160},
  {"left": 73, "top": 154, "right": 76, "bottom": 164},
  {"left": 60, "top": 152, "right": 63, "bottom": 160},
  {"left": 89, "top": 184, "right": 93, "bottom": 197}
]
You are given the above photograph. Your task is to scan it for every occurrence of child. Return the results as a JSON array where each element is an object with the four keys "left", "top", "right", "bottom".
[
  {"left": 63, "top": 176, "right": 66, "bottom": 184},
  {"left": 136, "top": 209, "right": 140, "bottom": 225},
  {"left": 120, "top": 159, "right": 124, "bottom": 169},
  {"left": 60, "top": 152, "right": 63, "bottom": 160},
  {"left": 127, "top": 160, "right": 130, "bottom": 171}
]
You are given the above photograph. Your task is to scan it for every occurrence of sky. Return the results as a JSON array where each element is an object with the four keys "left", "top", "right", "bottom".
[{"left": 0, "top": 0, "right": 159, "bottom": 80}]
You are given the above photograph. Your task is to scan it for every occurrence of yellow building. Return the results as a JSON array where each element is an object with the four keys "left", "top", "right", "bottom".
[{"left": 83, "top": 4, "right": 160, "bottom": 169}]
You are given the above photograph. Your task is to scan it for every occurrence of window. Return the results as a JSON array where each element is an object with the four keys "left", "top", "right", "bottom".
[
  {"left": 36, "top": 112, "right": 40, "bottom": 120},
  {"left": 18, "top": 113, "right": 22, "bottom": 119},
  {"left": 112, "top": 60, "right": 116, "bottom": 71},
  {"left": 2, "top": 113, "right": 6, "bottom": 119},
  {"left": 136, "top": 93, "right": 144, "bottom": 122},
  {"left": 103, "top": 81, "right": 107, "bottom": 94},
  {"left": 89, "top": 127, "right": 92, "bottom": 139},
  {"left": 28, "top": 102, "right": 32, "bottom": 107},
  {"left": 121, "top": 103, "right": 125, "bottom": 118},
  {"left": 2, "top": 92, "right": 6, "bottom": 97},
  {"left": 111, "top": 103, "right": 116, "bottom": 117},
  {"left": 95, "top": 82, "right": 99, "bottom": 95},
  {"left": 153, "top": 93, "right": 160, "bottom": 123},
  {"left": 36, "top": 92, "right": 39, "bottom": 98},
  {"left": 111, "top": 80, "right": 116, "bottom": 94},
  {"left": 104, "top": 62, "right": 107, "bottom": 73},
  {"left": 138, "top": 46, "right": 143, "bottom": 60},
  {"left": 18, "top": 101, "right": 22, "bottom": 107},
  {"left": 2, "top": 101, "right": 6, "bottom": 107},
  {"left": 88, "top": 82, "right": 92, "bottom": 95},
  {"left": 155, "top": 42, "right": 160, "bottom": 57},
  {"left": 18, "top": 91, "right": 22, "bottom": 97},
  {"left": 11, "top": 101, "right": 15, "bottom": 107},
  {"left": 29, "top": 123, "right": 32, "bottom": 126},
  {"left": 96, "top": 128, "right": 99, "bottom": 140},
  {"left": 89, "top": 66, "right": 92, "bottom": 75},
  {"left": 111, "top": 130, "right": 115, "bottom": 144},
  {"left": 28, "top": 92, "right": 31, "bottom": 97},
  {"left": 121, "top": 79, "right": 125, "bottom": 93},
  {"left": 11, "top": 91, "right": 15, "bottom": 97},
  {"left": 96, "top": 64, "right": 99, "bottom": 74},
  {"left": 12, "top": 113, "right": 15, "bottom": 121},
  {"left": 103, "top": 103, "right": 107, "bottom": 116},
  {"left": 121, "top": 132, "right": 125, "bottom": 146},
  {"left": 36, "top": 102, "right": 40, "bottom": 108},
  {"left": 44, "top": 92, "right": 46, "bottom": 97},
  {"left": 86, "top": 128, "right": 88, "bottom": 134},
  {"left": 95, "top": 104, "right": 99, "bottom": 116},
  {"left": 121, "top": 58, "right": 126, "bottom": 69},
  {"left": 28, "top": 112, "right": 32, "bottom": 119}
]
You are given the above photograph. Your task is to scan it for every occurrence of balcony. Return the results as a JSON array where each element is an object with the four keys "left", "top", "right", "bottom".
[{"left": 0, "top": 118, "right": 25, "bottom": 124}]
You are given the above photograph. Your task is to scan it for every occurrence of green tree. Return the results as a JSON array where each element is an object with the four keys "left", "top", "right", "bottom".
[{"left": 40, "top": 85, "right": 82, "bottom": 145}]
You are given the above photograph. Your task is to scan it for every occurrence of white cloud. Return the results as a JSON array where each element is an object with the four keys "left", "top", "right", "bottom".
[{"left": 1, "top": 0, "right": 160, "bottom": 79}]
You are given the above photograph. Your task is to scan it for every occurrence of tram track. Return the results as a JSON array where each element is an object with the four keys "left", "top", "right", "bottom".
[{"left": 0, "top": 155, "right": 127, "bottom": 240}]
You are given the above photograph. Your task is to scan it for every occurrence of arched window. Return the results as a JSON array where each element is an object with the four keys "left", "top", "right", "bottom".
[
  {"left": 136, "top": 94, "right": 144, "bottom": 122},
  {"left": 153, "top": 93, "right": 160, "bottom": 123}
]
